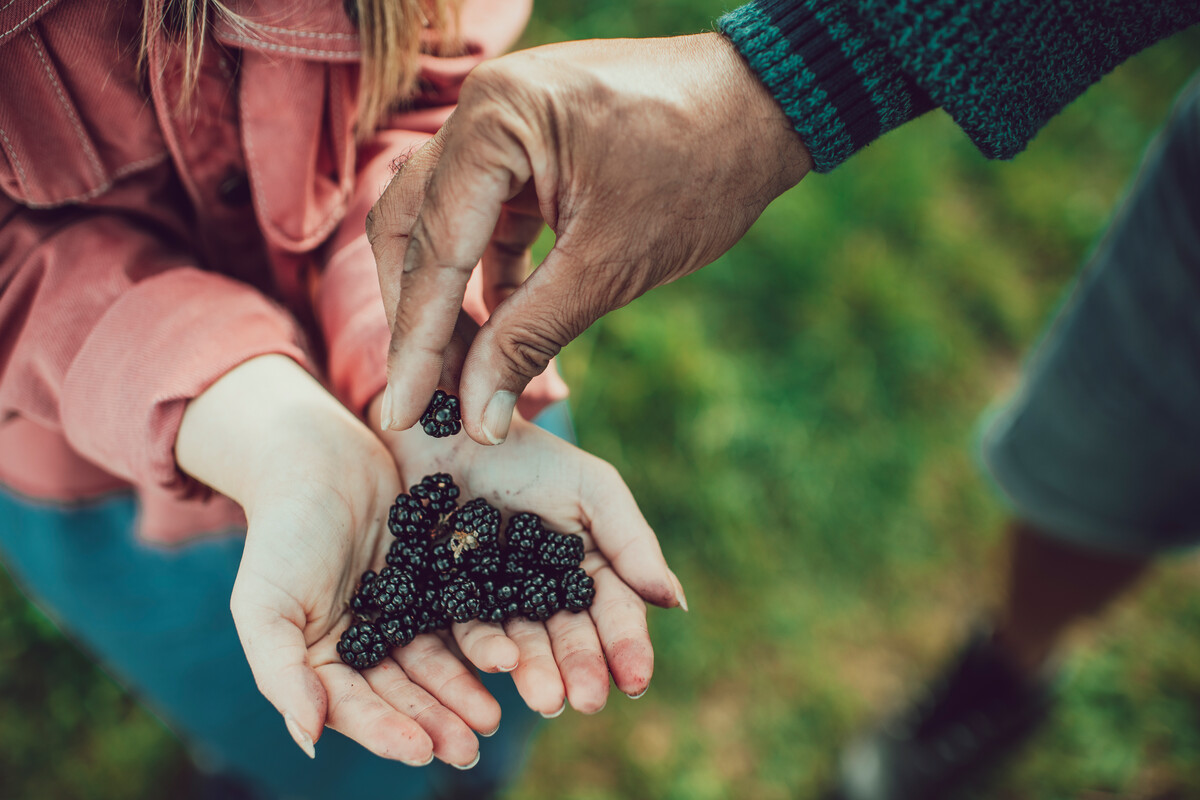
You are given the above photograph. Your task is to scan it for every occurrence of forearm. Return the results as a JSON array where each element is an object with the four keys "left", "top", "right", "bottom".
[
  {"left": 721, "top": 0, "right": 1200, "bottom": 168},
  {"left": 176, "top": 354, "right": 394, "bottom": 513}
]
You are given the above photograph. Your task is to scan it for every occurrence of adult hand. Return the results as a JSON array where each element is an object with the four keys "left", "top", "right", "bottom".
[
  {"left": 370, "top": 394, "right": 686, "bottom": 716},
  {"left": 369, "top": 32, "right": 811, "bottom": 445},
  {"left": 176, "top": 355, "right": 499, "bottom": 768}
]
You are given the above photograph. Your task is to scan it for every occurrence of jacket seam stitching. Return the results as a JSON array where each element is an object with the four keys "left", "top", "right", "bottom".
[
  {"left": 0, "top": 0, "right": 55, "bottom": 44},
  {"left": 239, "top": 19, "right": 357, "bottom": 41},
  {"left": 0, "top": 124, "right": 32, "bottom": 194},
  {"left": 219, "top": 33, "right": 359, "bottom": 59},
  {"left": 27, "top": 28, "right": 107, "bottom": 183}
]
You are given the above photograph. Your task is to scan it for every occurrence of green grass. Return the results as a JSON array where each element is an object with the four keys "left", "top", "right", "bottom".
[{"left": 3, "top": 6, "right": 1200, "bottom": 799}]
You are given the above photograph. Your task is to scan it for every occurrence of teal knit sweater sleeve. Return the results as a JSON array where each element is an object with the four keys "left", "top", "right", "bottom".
[{"left": 719, "top": 0, "right": 1200, "bottom": 172}]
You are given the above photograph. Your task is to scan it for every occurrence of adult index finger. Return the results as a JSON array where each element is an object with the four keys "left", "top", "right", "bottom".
[{"left": 379, "top": 107, "right": 535, "bottom": 434}]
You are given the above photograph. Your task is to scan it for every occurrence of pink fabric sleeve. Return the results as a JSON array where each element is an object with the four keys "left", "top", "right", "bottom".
[{"left": 0, "top": 208, "right": 311, "bottom": 496}]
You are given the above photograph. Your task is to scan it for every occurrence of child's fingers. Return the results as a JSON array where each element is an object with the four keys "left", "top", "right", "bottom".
[
  {"left": 362, "top": 654, "right": 482, "bottom": 768},
  {"left": 315, "top": 660, "right": 436, "bottom": 764},
  {"left": 391, "top": 633, "right": 503, "bottom": 736},
  {"left": 581, "top": 457, "right": 683, "bottom": 610},
  {"left": 229, "top": 586, "right": 327, "bottom": 757},
  {"left": 581, "top": 558, "right": 654, "bottom": 698},
  {"left": 481, "top": 195, "right": 543, "bottom": 312},
  {"left": 500, "top": 617, "right": 567, "bottom": 716},
  {"left": 544, "top": 608, "right": 610, "bottom": 714},
  {"left": 451, "top": 618, "right": 521, "bottom": 673}
]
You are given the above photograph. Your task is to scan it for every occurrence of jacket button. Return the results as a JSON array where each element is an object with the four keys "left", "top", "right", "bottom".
[{"left": 218, "top": 171, "right": 252, "bottom": 207}]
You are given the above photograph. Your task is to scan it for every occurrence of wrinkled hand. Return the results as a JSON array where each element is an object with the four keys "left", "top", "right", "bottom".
[
  {"left": 370, "top": 393, "right": 685, "bottom": 716},
  {"left": 369, "top": 32, "right": 811, "bottom": 445},
  {"left": 176, "top": 356, "right": 501, "bottom": 767}
]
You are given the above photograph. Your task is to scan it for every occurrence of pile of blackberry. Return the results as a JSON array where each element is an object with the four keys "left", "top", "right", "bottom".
[{"left": 337, "top": 473, "right": 595, "bottom": 671}]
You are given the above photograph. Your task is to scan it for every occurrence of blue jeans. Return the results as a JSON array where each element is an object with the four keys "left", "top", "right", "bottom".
[{"left": 0, "top": 401, "right": 575, "bottom": 799}]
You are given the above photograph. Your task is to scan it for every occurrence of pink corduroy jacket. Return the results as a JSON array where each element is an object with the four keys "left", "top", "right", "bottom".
[{"left": 0, "top": 0, "right": 556, "bottom": 542}]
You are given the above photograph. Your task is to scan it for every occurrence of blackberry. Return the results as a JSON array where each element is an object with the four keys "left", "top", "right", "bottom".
[
  {"left": 449, "top": 497, "right": 501, "bottom": 556},
  {"left": 350, "top": 570, "right": 377, "bottom": 617},
  {"left": 479, "top": 577, "right": 521, "bottom": 624},
  {"left": 411, "top": 473, "right": 460, "bottom": 517},
  {"left": 337, "top": 621, "right": 388, "bottom": 670},
  {"left": 520, "top": 574, "right": 562, "bottom": 622},
  {"left": 506, "top": 513, "right": 585, "bottom": 570},
  {"left": 369, "top": 566, "right": 417, "bottom": 617},
  {"left": 388, "top": 493, "right": 433, "bottom": 539},
  {"left": 412, "top": 584, "right": 449, "bottom": 632},
  {"left": 420, "top": 389, "right": 462, "bottom": 437},
  {"left": 428, "top": 550, "right": 461, "bottom": 582},
  {"left": 442, "top": 575, "right": 482, "bottom": 624},
  {"left": 386, "top": 535, "right": 433, "bottom": 577},
  {"left": 378, "top": 615, "right": 418, "bottom": 648},
  {"left": 455, "top": 544, "right": 502, "bottom": 578},
  {"left": 560, "top": 567, "right": 596, "bottom": 613}
]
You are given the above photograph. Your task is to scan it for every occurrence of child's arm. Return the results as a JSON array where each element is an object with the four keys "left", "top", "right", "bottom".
[{"left": 176, "top": 354, "right": 498, "bottom": 766}]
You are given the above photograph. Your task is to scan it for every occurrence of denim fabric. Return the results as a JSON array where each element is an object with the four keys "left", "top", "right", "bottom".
[
  {"left": 980, "top": 74, "right": 1200, "bottom": 555},
  {"left": 0, "top": 403, "right": 575, "bottom": 799}
]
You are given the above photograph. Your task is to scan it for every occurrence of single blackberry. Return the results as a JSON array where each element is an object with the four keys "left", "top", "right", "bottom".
[
  {"left": 388, "top": 493, "right": 433, "bottom": 539},
  {"left": 449, "top": 497, "right": 501, "bottom": 556},
  {"left": 560, "top": 567, "right": 596, "bottom": 613},
  {"left": 428, "top": 550, "right": 461, "bottom": 582},
  {"left": 420, "top": 390, "right": 462, "bottom": 438},
  {"left": 386, "top": 535, "right": 433, "bottom": 577},
  {"left": 479, "top": 577, "right": 521, "bottom": 624},
  {"left": 520, "top": 574, "right": 562, "bottom": 622},
  {"left": 411, "top": 473, "right": 460, "bottom": 517},
  {"left": 337, "top": 621, "right": 388, "bottom": 670},
  {"left": 412, "top": 583, "right": 450, "bottom": 632},
  {"left": 369, "top": 566, "right": 417, "bottom": 617},
  {"left": 506, "top": 513, "right": 585, "bottom": 570},
  {"left": 350, "top": 570, "right": 377, "bottom": 617},
  {"left": 442, "top": 574, "right": 482, "bottom": 624},
  {"left": 378, "top": 615, "right": 418, "bottom": 648},
  {"left": 455, "top": 544, "right": 502, "bottom": 578}
]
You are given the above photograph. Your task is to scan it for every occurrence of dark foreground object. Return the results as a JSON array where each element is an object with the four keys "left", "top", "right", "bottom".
[
  {"left": 338, "top": 473, "right": 595, "bottom": 670},
  {"left": 420, "top": 390, "right": 462, "bottom": 437},
  {"left": 826, "top": 627, "right": 1058, "bottom": 800}
]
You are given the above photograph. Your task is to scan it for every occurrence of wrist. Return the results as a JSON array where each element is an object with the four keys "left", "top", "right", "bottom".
[
  {"left": 176, "top": 355, "right": 393, "bottom": 510},
  {"left": 692, "top": 31, "right": 812, "bottom": 192}
]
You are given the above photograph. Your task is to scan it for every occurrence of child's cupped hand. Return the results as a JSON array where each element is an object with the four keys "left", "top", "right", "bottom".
[
  {"left": 371, "top": 396, "right": 687, "bottom": 718},
  {"left": 176, "top": 355, "right": 502, "bottom": 767}
]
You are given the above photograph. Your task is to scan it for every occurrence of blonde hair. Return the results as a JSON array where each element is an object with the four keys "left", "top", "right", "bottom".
[{"left": 141, "top": 0, "right": 460, "bottom": 136}]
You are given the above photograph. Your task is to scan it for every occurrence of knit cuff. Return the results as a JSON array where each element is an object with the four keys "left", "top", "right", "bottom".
[{"left": 719, "top": 0, "right": 934, "bottom": 172}]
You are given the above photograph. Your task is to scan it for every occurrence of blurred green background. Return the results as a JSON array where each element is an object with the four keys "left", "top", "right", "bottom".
[{"left": 3, "top": 3, "right": 1200, "bottom": 799}]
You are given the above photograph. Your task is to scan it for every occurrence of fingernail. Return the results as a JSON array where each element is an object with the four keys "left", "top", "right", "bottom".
[
  {"left": 481, "top": 390, "right": 517, "bottom": 445},
  {"left": 403, "top": 752, "right": 435, "bottom": 768},
  {"left": 480, "top": 723, "right": 500, "bottom": 738},
  {"left": 625, "top": 686, "right": 649, "bottom": 700},
  {"left": 669, "top": 569, "right": 690, "bottom": 612},
  {"left": 453, "top": 752, "right": 481, "bottom": 771},
  {"left": 380, "top": 384, "right": 395, "bottom": 431},
  {"left": 583, "top": 700, "right": 607, "bottom": 716},
  {"left": 284, "top": 713, "right": 316, "bottom": 759},
  {"left": 539, "top": 701, "right": 566, "bottom": 719},
  {"left": 497, "top": 660, "right": 518, "bottom": 673}
]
